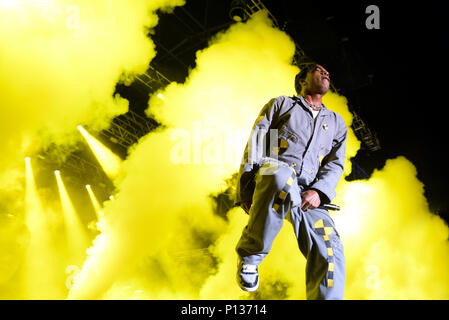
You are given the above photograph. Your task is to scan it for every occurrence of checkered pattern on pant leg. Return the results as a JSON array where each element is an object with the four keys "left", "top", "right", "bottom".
[
  {"left": 272, "top": 170, "right": 297, "bottom": 214},
  {"left": 314, "top": 219, "right": 335, "bottom": 287}
]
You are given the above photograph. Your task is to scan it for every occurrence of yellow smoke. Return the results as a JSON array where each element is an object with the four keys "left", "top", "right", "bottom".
[
  {"left": 68, "top": 10, "right": 299, "bottom": 299},
  {"left": 0, "top": 0, "right": 185, "bottom": 173},
  {"left": 23, "top": 157, "right": 66, "bottom": 298},
  {"left": 0, "top": 0, "right": 184, "bottom": 299},
  {"left": 70, "top": 11, "right": 448, "bottom": 300},
  {"left": 55, "top": 170, "right": 90, "bottom": 265},
  {"left": 336, "top": 157, "right": 449, "bottom": 299}
]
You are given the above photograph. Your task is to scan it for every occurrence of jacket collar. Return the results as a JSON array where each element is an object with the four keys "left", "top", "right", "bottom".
[{"left": 294, "top": 95, "right": 330, "bottom": 117}]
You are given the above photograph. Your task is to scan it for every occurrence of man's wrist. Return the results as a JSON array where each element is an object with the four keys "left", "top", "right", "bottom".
[{"left": 309, "top": 188, "right": 328, "bottom": 204}]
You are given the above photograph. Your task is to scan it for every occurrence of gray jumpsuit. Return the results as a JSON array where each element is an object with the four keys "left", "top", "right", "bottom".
[{"left": 235, "top": 95, "right": 347, "bottom": 300}]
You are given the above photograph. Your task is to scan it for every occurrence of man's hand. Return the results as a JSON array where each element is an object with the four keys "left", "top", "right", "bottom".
[
  {"left": 301, "top": 189, "right": 321, "bottom": 211},
  {"left": 240, "top": 201, "right": 252, "bottom": 214}
]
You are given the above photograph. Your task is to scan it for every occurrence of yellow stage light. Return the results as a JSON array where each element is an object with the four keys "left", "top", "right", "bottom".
[
  {"left": 25, "top": 157, "right": 44, "bottom": 231},
  {"left": 85, "top": 184, "right": 102, "bottom": 218},
  {"left": 77, "top": 125, "right": 122, "bottom": 179},
  {"left": 24, "top": 155, "right": 61, "bottom": 298},
  {"left": 55, "top": 171, "right": 90, "bottom": 265}
]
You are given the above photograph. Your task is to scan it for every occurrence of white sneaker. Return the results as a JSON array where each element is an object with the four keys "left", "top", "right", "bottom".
[{"left": 236, "top": 259, "right": 259, "bottom": 292}]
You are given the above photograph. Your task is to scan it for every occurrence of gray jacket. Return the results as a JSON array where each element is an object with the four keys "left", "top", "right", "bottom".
[{"left": 235, "top": 95, "right": 348, "bottom": 206}]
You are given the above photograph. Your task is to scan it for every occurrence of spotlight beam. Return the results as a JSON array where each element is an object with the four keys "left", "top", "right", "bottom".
[
  {"left": 55, "top": 170, "right": 90, "bottom": 264},
  {"left": 85, "top": 184, "right": 103, "bottom": 218},
  {"left": 77, "top": 125, "right": 122, "bottom": 179},
  {"left": 24, "top": 157, "right": 59, "bottom": 298},
  {"left": 25, "top": 157, "right": 46, "bottom": 231}
]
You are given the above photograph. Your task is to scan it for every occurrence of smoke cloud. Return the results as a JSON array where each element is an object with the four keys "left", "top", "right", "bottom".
[
  {"left": 0, "top": 0, "right": 184, "bottom": 298},
  {"left": 0, "top": 0, "right": 187, "bottom": 171},
  {"left": 68, "top": 10, "right": 301, "bottom": 299},
  {"left": 76, "top": 11, "right": 447, "bottom": 300}
]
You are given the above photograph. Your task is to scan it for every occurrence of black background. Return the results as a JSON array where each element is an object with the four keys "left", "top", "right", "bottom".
[{"left": 1, "top": 300, "right": 447, "bottom": 316}]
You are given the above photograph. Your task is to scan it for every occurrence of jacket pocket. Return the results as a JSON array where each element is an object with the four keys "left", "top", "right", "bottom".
[{"left": 279, "top": 125, "right": 299, "bottom": 143}]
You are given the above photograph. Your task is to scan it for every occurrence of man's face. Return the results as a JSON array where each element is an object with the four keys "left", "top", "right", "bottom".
[{"left": 303, "top": 64, "right": 330, "bottom": 95}]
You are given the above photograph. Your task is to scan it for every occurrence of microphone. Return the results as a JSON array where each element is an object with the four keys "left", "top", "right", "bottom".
[{"left": 318, "top": 203, "right": 340, "bottom": 211}]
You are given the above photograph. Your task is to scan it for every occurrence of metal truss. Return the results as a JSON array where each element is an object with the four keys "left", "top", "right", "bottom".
[
  {"left": 61, "top": 152, "right": 106, "bottom": 183},
  {"left": 37, "top": 146, "right": 108, "bottom": 187},
  {"left": 243, "top": 0, "right": 280, "bottom": 27},
  {"left": 134, "top": 65, "right": 172, "bottom": 91},
  {"left": 37, "top": 111, "right": 158, "bottom": 188},
  {"left": 105, "top": 66, "right": 171, "bottom": 149},
  {"left": 100, "top": 110, "right": 159, "bottom": 150},
  {"left": 352, "top": 111, "right": 381, "bottom": 152}
]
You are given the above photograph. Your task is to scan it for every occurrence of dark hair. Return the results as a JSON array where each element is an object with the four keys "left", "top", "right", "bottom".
[{"left": 294, "top": 63, "right": 318, "bottom": 95}]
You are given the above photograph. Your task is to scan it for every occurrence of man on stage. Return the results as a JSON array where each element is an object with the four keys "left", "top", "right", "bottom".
[{"left": 235, "top": 64, "right": 348, "bottom": 300}]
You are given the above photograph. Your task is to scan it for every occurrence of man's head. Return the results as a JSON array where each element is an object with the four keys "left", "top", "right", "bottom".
[{"left": 295, "top": 63, "right": 330, "bottom": 96}]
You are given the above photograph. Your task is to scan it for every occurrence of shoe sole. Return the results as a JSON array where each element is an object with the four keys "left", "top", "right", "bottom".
[
  {"left": 239, "top": 281, "right": 259, "bottom": 292},
  {"left": 236, "top": 274, "right": 259, "bottom": 292}
]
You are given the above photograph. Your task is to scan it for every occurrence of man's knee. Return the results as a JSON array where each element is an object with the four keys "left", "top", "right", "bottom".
[{"left": 257, "top": 164, "right": 294, "bottom": 192}]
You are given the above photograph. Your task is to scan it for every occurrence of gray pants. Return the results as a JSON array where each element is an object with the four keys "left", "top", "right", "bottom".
[{"left": 236, "top": 159, "right": 345, "bottom": 300}]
